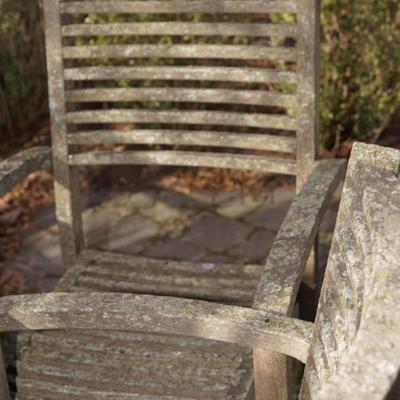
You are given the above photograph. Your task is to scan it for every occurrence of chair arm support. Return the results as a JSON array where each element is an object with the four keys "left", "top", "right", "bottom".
[
  {"left": 0, "top": 292, "right": 313, "bottom": 363},
  {"left": 253, "top": 159, "right": 347, "bottom": 315},
  {"left": 0, "top": 146, "right": 52, "bottom": 197}
]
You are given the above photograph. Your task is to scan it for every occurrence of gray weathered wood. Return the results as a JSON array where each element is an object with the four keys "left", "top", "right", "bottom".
[
  {"left": 0, "top": 293, "right": 312, "bottom": 363},
  {"left": 67, "top": 130, "right": 297, "bottom": 153},
  {"left": 18, "top": 1, "right": 336, "bottom": 398},
  {"left": 63, "top": 44, "right": 297, "bottom": 62},
  {"left": 44, "top": 0, "right": 84, "bottom": 266},
  {"left": 72, "top": 248, "right": 262, "bottom": 306},
  {"left": 69, "top": 151, "right": 297, "bottom": 175},
  {"left": 301, "top": 143, "right": 400, "bottom": 400},
  {"left": 66, "top": 110, "right": 297, "bottom": 131},
  {"left": 254, "top": 159, "right": 346, "bottom": 314},
  {"left": 296, "top": 0, "right": 319, "bottom": 187},
  {"left": 62, "top": 22, "right": 298, "bottom": 38},
  {"left": 65, "top": 88, "right": 297, "bottom": 109},
  {"left": 253, "top": 158, "right": 346, "bottom": 400},
  {"left": 60, "top": 1, "right": 298, "bottom": 15},
  {"left": 64, "top": 66, "right": 298, "bottom": 84},
  {"left": 0, "top": 147, "right": 51, "bottom": 198}
]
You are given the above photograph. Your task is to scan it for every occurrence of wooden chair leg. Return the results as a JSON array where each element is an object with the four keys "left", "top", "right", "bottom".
[
  {"left": 253, "top": 349, "right": 293, "bottom": 400},
  {"left": 0, "top": 339, "right": 10, "bottom": 400}
]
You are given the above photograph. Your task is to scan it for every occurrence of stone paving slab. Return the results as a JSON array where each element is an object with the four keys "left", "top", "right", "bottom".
[{"left": 1, "top": 185, "right": 340, "bottom": 294}]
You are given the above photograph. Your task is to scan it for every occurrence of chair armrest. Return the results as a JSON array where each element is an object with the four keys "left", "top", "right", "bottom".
[
  {"left": 0, "top": 146, "right": 52, "bottom": 197},
  {"left": 253, "top": 159, "right": 347, "bottom": 315},
  {"left": 0, "top": 292, "right": 313, "bottom": 363}
]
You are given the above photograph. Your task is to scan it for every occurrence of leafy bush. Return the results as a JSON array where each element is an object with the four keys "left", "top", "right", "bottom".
[
  {"left": 320, "top": 0, "right": 400, "bottom": 150},
  {"left": 0, "top": 0, "right": 398, "bottom": 151},
  {"left": 0, "top": 0, "right": 47, "bottom": 142}
]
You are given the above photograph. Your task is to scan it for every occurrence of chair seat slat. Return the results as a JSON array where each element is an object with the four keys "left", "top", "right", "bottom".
[
  {"left": 60, "top": 1, "right": 298, "bottom": 15},
  {"left": 62, "top": 22, "right": 298, "bottom": 38},
  {"left": 65, "top": 88, "right": 297, "bottom": 108},
  {"left": 67, "top": 130, "right": 297, "bottom": 153},
  {"left": 63, "top": 44, "right": 297, "bottom": 62},
  {"left": 66, "top": 110, "right": 297, "bottom": 131},
  {"left": 64, "top": 66, "right": 298, "bottom": 85},
  {"left": 69, "top": 151, "right": 297, "bottom": 175}
]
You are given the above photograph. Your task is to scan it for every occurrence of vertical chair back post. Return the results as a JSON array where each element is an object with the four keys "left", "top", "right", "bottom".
[{"left": 44, "top": 0, "right": 84, "bottom": 266}]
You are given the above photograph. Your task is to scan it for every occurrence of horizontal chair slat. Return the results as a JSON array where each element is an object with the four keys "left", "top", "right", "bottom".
[
  {"left": 63, "top": 44, "right": 297, "bottom": 61},
  {"left": 64, "top": 66, "right": 298, "bottom": 85},
  {"left": 60, "top": 1, "right": 298, "bottom": 15},
  {"left": 62, "top": 22, "right": 298, "bottom": 38},
  {"left": 67, "top": 130, "right": 297, "bottom": 153},
  {"left": 69, "top": 151, "right": 297, "bottom": 175},
  {"left": 65, "top": 88, "right": 298, "bottom": 108},
  {"left": 66, "top": 110, "right": 298, "bottom": 130}
]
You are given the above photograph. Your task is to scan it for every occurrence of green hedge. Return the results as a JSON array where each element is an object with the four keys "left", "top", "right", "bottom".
[
  {"left": 0, "top": 0, "right": 47, "bottom": 142},
  {"left": 320, "top": 0, "right": 400, "bottom": 150},
  {"left": 0, "top": 0, "right": 399, "bottom": 151}
]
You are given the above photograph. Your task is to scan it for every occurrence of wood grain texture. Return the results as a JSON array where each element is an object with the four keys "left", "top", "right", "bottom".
[
  {"left": 301, "top": 143, "right": 400, "bottom": 400},
  {"left": 60, "top": 1, "right": 298, "bottom": 15},
  {"left": 67, "top": 130, "right": 297, "bottom": 153},
  {"left": 63, "top": 44, "right": 297, "bottom": 61},
  {"left": 296, "top": 0, "right": 319, "bottom": 188},
  {"left": 64, "top": 66, "right": 298, "bottom": 84},
  {"left": 0, "top": 293, "right": 312, "bottom": 363},
  {"left": 0, "top": 147, "right": 51, "bottom": 197},
  {"left": 65, "top": 88, "right": 298, "bottom": 108},
  {"left": 68, "top": 151, "right": 297, "bottom": 175},
  {"left": 73, "top": 248, "right": 263, "bottom": 306},
  {"left": 66, "top": 110, "right": 297, "bottom": 130},
  {"left": 254, "top": 159, "right": 346, "bottom": 314},
  {"left": 252, "top": 158, "right": 345, "bottom": 400},
  {"left": 44, "top": 0, "right": 84, "bottom": 266},
  {"left": 62, "top": 22, "right": 298, "bottom": 38}
]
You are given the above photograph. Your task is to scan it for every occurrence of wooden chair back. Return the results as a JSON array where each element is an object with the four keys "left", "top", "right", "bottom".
[{"left": 43, "top": 0, "right": 320, "bottom": 264}]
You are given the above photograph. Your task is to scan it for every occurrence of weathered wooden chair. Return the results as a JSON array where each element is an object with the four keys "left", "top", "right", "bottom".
[
  {"left": 0, "top": 0, "right": 349, "bottom": 398},
  {"left": 1, "top": 143, "right": 398, "bottom": 400}
]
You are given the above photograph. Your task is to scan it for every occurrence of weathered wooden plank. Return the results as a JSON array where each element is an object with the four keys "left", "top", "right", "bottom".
[
  {"left": 43, "top": 0, "right": 84, "bottom": 266},
  {"left": 60, "top": 1, "right": 298, "bottom": 15},
  {"left": 66, "top": 110, "right": 297, "bottom": 130},
  {"left": 63, "top": 44, "right": 297, "bottom": 61},
  {"left": 0, "top": 147, "right": 52, "bottom": 198},
  {"left": 65, "top": 88, "right": 298, "bottom": 108},
  {"left": 253, "top": 159, "right": 346, "bottom": 314},
  {"left": 0, "top": 293, "right": 312, "bottom": 362},
  {"left": 68, "top": 151, "right": 297, "bottom": 175},
  {"left": 296, "top": 0, "right": 319, "bottom": 188},
  {"left": 67, "top": 130, "right": 297, "bottom": 153},
  {"left": 301, "top": 143, "right": 400, "bottom": 400},
  {"left": 64, "top": 66, "right": 298, "bottom": 84},
  {"left": 81, "top": 249, "right": 262, "bottom": 280},
  {"left": 62, "top": 22, "right": 298, "bottom": 38},
  {"left": 73, "top": 252, "right": 260, "bottom": 306},
  {"left": 253, "top": 158, "right": 345, "bottom": 400}
]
